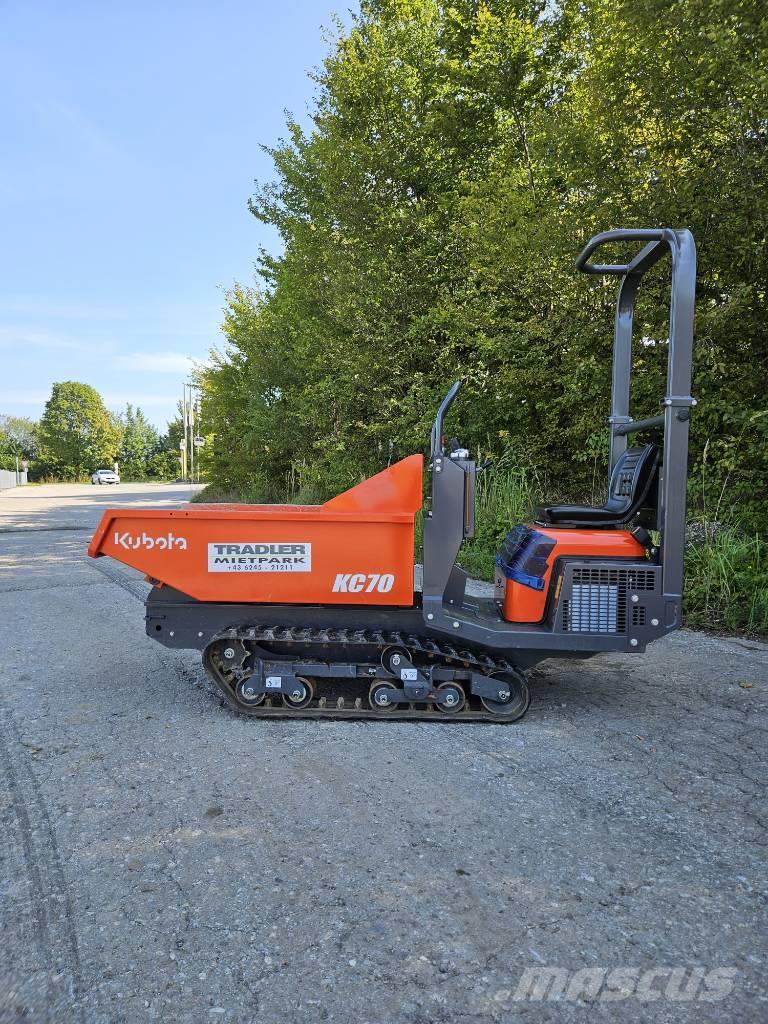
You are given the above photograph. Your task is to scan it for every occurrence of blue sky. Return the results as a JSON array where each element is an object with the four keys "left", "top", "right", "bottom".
[{"left": 0, "top": 0, "right": 350, "bottom": 430}]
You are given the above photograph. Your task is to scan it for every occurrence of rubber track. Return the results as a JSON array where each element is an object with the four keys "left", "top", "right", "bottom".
[{"left": 203, "top": 624, "right": 529, "bottom": 723}]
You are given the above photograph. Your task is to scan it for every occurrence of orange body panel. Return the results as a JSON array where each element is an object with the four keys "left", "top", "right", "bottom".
[
  {"left": 500, "top": 528, "right": 647, "bottom": 623},
  {"left": 323, "top": 455, "right": 424, "bottom": 513},
  {"left": 88, "top": 456, "right": 423, "bottom": 606}
]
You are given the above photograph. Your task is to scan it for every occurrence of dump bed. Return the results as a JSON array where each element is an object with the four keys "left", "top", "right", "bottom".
[{"left": 88, "top": 456, "right": 423, "bottom": 606}]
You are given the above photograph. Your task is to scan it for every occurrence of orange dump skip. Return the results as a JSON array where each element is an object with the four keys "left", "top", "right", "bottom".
[{"left": 88, "top": 456, "right": 423, "bottom": 606}]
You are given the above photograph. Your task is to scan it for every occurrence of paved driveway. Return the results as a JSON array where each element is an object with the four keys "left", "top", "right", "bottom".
[{"left": 0, "top": 483, "right": 765, "bottom": 1022}]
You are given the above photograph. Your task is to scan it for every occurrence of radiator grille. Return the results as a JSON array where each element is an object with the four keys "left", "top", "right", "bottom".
[{"left": 561, "top": 566, "right": 658, "bottom": 634}]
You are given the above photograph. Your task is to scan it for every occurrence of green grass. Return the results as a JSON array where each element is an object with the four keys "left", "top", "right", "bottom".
[
  {"left": 191, "top": 482, "right": 244, "bottom": 503},
  {"left": 458, "top": 462, "right": 541, "bottom": 580},
  {"left": 191, "top": 477, "right": 326, "bottom": 506},
  {"left": 683, "top": 527, "right": 768, "bottom": 635}
]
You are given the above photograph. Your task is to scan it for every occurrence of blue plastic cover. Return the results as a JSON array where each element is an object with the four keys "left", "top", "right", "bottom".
[{"left": 495, "top": 525, "right": 556, "bottom": 591}]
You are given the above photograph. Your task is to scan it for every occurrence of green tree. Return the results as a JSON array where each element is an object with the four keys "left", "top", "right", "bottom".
[
  {"left": 199, "top": 0, "right": 768, "bottom": 527},
  {"left": 0, "top": 415, "right": 39, "bottom": 461},
  {"left": 163, "top": 403, "right": 187, "bottom": 454},
  {"left": 118, "top": 404, "right": 160, "bottom": 480},
  {"left": 150, "top": 407, "right": 186, "bottom": 479},
  {"left": 39, "top": 382, "right": 123, "bottom": 480}
]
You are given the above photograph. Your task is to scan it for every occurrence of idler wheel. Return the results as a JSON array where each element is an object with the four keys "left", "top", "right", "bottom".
[
  {"left": 381, "top": 645, "right": 411, "bottom": 676},
  {"left": 479, "top": 670, "right": 530, "bottom": 721}
]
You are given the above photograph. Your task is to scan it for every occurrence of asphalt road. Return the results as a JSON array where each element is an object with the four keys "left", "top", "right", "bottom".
[{"left": 0, "top": 482, "right": 766, "bottom": 1023}]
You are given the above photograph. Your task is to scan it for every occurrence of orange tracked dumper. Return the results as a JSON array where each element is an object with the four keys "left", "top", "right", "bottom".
[{"left": 89, "top": 228, "right": 697, "bottom": 721}]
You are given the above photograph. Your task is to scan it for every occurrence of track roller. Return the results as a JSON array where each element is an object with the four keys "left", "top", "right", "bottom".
[
  {"left": 368, "top": 680, "right": 399, "bottom": 711},
  {"left": 435, "top": 682, "right": 465, "bottom": 714},
  {"left": 283, "top": 676, "right": 314, "bottom": 709},
  {"left": 236, "top": 679, "right": 266, "bottom": 706}
]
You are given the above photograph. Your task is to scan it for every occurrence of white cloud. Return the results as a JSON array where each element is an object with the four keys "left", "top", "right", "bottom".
[
  {"left": 0, "top": 326, "right": 78, "bottom": 350},
  {"left": 0, "top": 389, "right": 52, "bottom": 405},
  {"left": 115, "top": 351, "right": 197, "bottom": 374}
]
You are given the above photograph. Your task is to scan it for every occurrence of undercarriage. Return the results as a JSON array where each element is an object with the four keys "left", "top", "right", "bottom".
[{"left": 203, "top": 622, "right": 530, "bottom": 722}]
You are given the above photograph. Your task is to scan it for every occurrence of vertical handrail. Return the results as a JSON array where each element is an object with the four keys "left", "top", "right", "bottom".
[
  {"left": 430, "top": 380, "right": 462, "bottom": 459},
  {"left": 608, "top": 273, "right": 640, "bottom": 470},
  {"left": 660, "top": 230, "right": 697, "bottom": 602}
]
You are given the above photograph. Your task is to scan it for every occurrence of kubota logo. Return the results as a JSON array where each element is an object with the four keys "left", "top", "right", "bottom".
[
  {"left": 332, "top": 573, "right": 395, "bottom": 594},
  {"left": 114, "top": 530, "right": 187, "bottom": 551}
]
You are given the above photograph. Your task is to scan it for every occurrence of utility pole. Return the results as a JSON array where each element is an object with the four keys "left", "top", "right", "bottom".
[
  {"left": 181, "top": 385, "right": 188, "bottom": 481},
  {"left": 189, "top": 384, "right": 194, "bottom": 485},
  {"left": 181, "top": 381, "right": 202, "bottom": 484}
]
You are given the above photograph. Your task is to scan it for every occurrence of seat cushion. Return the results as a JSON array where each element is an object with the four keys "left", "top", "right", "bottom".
[
  {"left": 536, "top": 504, "right": 625, "bottom": 526},
  {"left": 535, "top": 444, "right": 659, "bottom": 529}
]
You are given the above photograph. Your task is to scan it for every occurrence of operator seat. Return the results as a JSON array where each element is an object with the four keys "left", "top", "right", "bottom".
[{"left": 535, "top": 444, "right": 659, "bottom": 529}]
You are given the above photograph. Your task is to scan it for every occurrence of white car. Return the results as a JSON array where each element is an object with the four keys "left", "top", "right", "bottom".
[{"left": 91, "top": 469, "right": 120, "bottom": 485}]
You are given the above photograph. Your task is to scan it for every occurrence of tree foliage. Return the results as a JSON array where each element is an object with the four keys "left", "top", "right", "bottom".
[
  {"left": 118, "top": 404, "right": 161, "bottom": 480},
  {"left": 0, "top": 415, "right": 39, "bottom": 465},
  {"left": 117, "top": 402, "right": 185, "bottom": 480},
  {"left": 39, "top": 382, "right": 123, "bottom": 479},
  {"left": 152, "top": 405, "right": 186, "bottom": 480},
  {"left": 199, "top": 0, "right": 768, "bottom": 527}
]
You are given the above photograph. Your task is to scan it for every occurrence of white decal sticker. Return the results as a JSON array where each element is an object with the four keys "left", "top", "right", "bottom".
[
  {"left": 265, "top": 677, "right": 282, "bottom": 689},
  {"left": 208, "top": 542, "right": 312, "bottom": 573},
  {"left": 332, "top": 573, "right": 395, "bottom": 594}
]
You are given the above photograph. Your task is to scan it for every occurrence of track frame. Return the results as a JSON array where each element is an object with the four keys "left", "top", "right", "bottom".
[{"left": 202, "top": 624, "right": 531, "bottom": 723}]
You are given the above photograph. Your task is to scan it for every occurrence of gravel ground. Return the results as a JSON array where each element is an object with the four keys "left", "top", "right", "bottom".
[{"left": 0, "top": 483, "right": 766, "bottom": 1023}]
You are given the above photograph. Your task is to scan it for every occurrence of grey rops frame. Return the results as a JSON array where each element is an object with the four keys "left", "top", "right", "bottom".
[
  {"left": 422, "top": 227, "right": 697, "bottom": 657},
  {"left": 576, "top": 228, "right": 697, "bottom": 604}
]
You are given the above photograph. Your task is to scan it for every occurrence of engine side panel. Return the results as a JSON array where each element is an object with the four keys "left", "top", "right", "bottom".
[{"left": 496, "top": 527, "right": 647, "bottom": 623}]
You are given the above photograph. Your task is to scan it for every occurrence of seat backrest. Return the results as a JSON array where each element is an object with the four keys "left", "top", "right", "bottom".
[{"left": 605, "top": 444, "right": 659, "bottom": 516}]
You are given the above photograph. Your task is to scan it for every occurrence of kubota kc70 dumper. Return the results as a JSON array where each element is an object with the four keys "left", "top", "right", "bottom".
[{"left": 89, "top": 228, "right": 697, "bottom": 722}]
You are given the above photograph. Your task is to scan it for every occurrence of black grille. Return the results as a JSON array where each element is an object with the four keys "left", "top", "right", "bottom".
[
  {"left": 627, "top": 569, "right": 657, "bottom": 591},
  {"left": 561, "top": 566, "right": 658, "bottom": 634}
]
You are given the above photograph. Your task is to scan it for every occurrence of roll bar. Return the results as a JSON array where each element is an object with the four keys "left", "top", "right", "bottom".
[
  {"left": 577, "top": 227, "right": 697, "bottom": 603},
  {"left": 575, "top": 228, "right": 679, "bottom": 276},
  {"left": 430, "top": 380, "right": 462, "bottom": 459}
]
